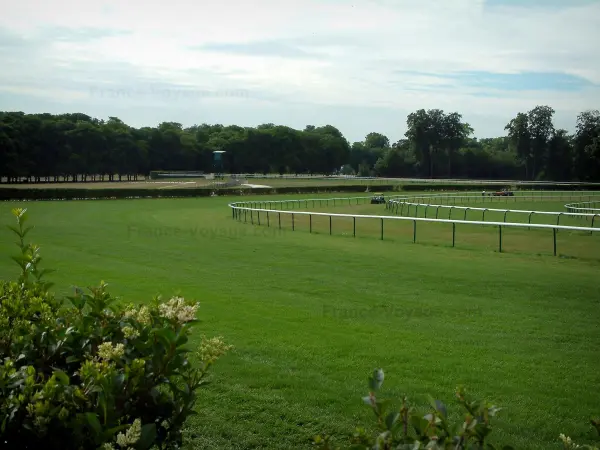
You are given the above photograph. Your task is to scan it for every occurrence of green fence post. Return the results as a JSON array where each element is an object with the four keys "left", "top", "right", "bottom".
[
  {"left": 267, "top": 211, "right": 270, "bottom": 227},
  {"left": 448, "top": 207, "right": 453, "bottom": 220},
  {"left": 278, "top": 213, "right": 281, "bottom": 229},
  {"left": 452, "top": 222, "right": 456, "bottom": 247},
  {"left": 244, "top": 209, "right": 247, "bottom": 222},
  {"left": 380, "top": 218, "right": 384, "bottom": 240},
  {"left": 592, "top": 215, "right": 597, "bottom": 235},
  {"left": 424, "top": 205, "right": 429, "bottom": 218},
  {"left": 258, "top": 211, "right": 261, "bottom": 226},
  {"left": 553, "top": 228, "right": 557, "bottom": 256},
  {"left": 251, "top": 210, "right": 254, "bottom": 225},
  {"left": 436, "top": 206, "right": 440, "bottom": 219},
  {"left": 556, "top": 213, "right": 562, "bottom": 226},
  {"left": 503, "top": 211, "right": 508, "bottom": 222},
  {"left": 292, "top": 213, "right": 294, "bottom": 231},
  {"left": 329, "top": 216, "right": 332, "bottom": 235},
  {"left": 353, "top": 217, "right": 356, "bottom": 237},
  {"left": 528, "top": 212, "right": 533, "bottom": 230},
  {"left": 498, "top": 226, "right": 502, "bottom": 253},
  {"left": 463, "top": 208, "right": 469, "bottom": 220},
  {"left": 309, "top": 215, "right": 312, "bottom": 233},
  {"left": 413, "top": 220, "right": 417, "bottom": 243}
]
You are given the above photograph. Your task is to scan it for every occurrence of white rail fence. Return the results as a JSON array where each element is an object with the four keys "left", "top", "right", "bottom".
[
  {"left": 228, "top": 191, "right": 600, "bottom": 257},
  {"left": 386, "top": 193, "right": 600, "bottom": 228}
]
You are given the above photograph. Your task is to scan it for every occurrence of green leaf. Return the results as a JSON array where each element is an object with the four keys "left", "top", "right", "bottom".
[
  {"left": 84, "top": 412, "right": 101, "bottom": 435},
  {"left": 138, "top": 423, "right": 157, "bottom": 450},
  {"left": 154, "top": 328, "right": 176, "bottom": 347},
  {"left": 368, "top": 368, "right": 385, "bottom": 391},
  {"left": 385, "top": 412, "right": 399, "bottom": 430},
  {"left": 21, "top": 225, "right": 34, "bottom": 237},
  {"left": 6, "top": 225, "right": 22, "bottom": 237}
]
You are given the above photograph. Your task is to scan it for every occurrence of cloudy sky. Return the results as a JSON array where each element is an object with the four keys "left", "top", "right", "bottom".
[{"left": 1, "top": 0, "right": 599, "bottom": 143}]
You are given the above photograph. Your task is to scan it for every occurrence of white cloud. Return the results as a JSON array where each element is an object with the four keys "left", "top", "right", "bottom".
[{"left": 0, "top": 0, "right": 599, "bottom": 142}]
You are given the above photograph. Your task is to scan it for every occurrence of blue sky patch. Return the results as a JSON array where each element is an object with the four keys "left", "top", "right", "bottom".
[
  {"left": 396, "top": 70, "right": 596, "bottom": 92},
  {"left": 484, "top": 0, "right": 599, "bottom": 8}
]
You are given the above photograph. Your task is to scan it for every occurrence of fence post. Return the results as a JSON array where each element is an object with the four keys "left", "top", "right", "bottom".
[
  {"left": 556, "top": 213, "right": 562, "bottom": 226},
  {"left": 498, "top": 226, "right": 502, "bottom": 253},
  {"left": 309, "top": 215, "right": 312, "bottom": 233},
  {"left": 448, "top": 206, "right": 453, "bottom": 220},
  {"left": 251, "top": 210, "right": 254, "bottom": 225},
  {"left": 278, "top": 213, "right": 281, "bottom": 229},
  {"left": 353, "top": 217, "right": 356, "bottom": 237},
  {"left": 292, "top": 213, "right": 295, "bottom": 231},
  {"left": 258, "top": 211, "right": 261, "bottom": 226},
  {"left": 329, "top": 216, "right": 332, "bottom": 235},
  {"left": 528, "top": 212, "right": 533, "bottom": 230},
  {"left": 244, "top": 209, "right": 247, "bottom": 222},
  {"left": 452, "top": 223, "right": 456, "bottom": 247},
  {"left": 413, "top": 220, "right": 417, "bottom": 243},
  {"left": 424, "top": 205, "right": 429, "bottom": 218},
  {"left": 553, "top": 228, "right": 557, "bottom": 256},
  {"left": 380, "top": 218, "right": 384, "bottom": 240},
  {"left": 592, "top": 215, "right": 597, "bottom": 235},
  {"left": 463, "top": 208, "right": 469, "bottom": 221},
  {"left": 267, "top": 211, "right": 270, "bottom": 227},
  {"left": 503, "top": 211, "right": 508, "bottom": 222},
  {"left": 436, "top": 206, "right": 440, "bottom": 219}
]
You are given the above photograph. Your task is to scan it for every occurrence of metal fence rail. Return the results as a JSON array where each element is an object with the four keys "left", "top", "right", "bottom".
[
  {"left": 228, "top": 192, "right": 600, "bottom": 257},
  {"left": 386, "top": 194, "right": 600, "bottom": 228}
]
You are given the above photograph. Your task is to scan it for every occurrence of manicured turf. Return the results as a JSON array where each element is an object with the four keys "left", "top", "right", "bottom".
[{"left": 0, "top": 193, "right": 599, "bottom": 449}]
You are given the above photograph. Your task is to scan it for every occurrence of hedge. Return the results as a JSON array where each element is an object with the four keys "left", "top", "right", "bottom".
[{"left": 1, "top": 183, "right": 599, "bottom": 201}]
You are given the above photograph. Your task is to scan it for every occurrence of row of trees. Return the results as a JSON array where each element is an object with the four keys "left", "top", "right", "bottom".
[{"left": 1, "top": 107, "right": 599, "bottom": 182}]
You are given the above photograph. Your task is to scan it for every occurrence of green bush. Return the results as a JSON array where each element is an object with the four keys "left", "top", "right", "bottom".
[
  {"left": 0, "top": 208, "right": 232, "bottom": 449},
  {"left": 313, "top": 369, "right": 599, "bottom": 450}
]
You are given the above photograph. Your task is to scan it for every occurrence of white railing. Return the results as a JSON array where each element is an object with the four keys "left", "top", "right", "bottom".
[
  {"left": 565, "top": 201, "right": 600, "bottom": 214},
  {"left": 386, "top": 192, "right": 600, "bottom": 227},
  {"left": 228, "top": 191, "right": 600, "bottom": 257}
]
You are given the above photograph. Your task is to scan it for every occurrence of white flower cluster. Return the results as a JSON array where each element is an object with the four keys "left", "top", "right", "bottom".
[
  {"left": 123, "top": 305, "right": 151, "bottom": 325},
  {"left": 559, "top": 434, "right": 583, "bottom": 449},
  {"left": 116, "top": 418, "right": 142, "bottom": 448},
  {"left": 97, "top": 341, "right": 125, "bottom": 361},
  {"left": 158, "top": 296, "right": 199, "bottom": 324},
  {"left": 122, "top": 326, "right": 140, "bottom": 339},
  {"left": 198, "top": 335, "right": 233, "bottom": 363}
]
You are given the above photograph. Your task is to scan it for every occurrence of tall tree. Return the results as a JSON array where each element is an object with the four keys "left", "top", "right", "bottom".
[
  {"left": 505, "top": 112, "right": 531, "bottom": 179},
  {"left": 527, "top": 105, "right": 555, "bottom": 180}
]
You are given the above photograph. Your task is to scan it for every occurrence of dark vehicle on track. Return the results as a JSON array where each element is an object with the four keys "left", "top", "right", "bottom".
[
  {"left": 492, "top": 189, "right": 514, "bottom": 197},
  {"left": 371, "top": 194, "right": 386, "bottom": 204}
]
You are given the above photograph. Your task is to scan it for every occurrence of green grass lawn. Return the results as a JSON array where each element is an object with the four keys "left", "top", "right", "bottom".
[{"left": 0, "top": 193, "right": 599, "bottom": 449}]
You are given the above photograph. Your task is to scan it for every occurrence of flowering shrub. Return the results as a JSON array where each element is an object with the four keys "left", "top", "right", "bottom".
[
  {"left": 0, "top": 208, "right": 232, "bottom": 449},
  {"left": 313, "top": 369, "right": 599, "bottom": 450}
]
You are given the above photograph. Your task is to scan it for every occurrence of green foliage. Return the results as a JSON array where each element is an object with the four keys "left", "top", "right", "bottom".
[
  {"left": 0, "top": 208, "right": 232, "bottom": 449},
  {"left": 313, "top": 369, "right": 600, "bottom": 450}
]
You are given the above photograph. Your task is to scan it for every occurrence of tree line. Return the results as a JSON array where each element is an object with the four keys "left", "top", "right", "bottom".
[{"left": 0, "top": 107, "right": 598, "bottom": 183}]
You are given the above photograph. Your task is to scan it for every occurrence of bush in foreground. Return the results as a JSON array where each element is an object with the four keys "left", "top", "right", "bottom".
[
  {"left": 312, "top": 369, "right": 599, "bottom": 450},
  {"left": 0, "top": 208, "right": 232, "bottom": 449}
]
